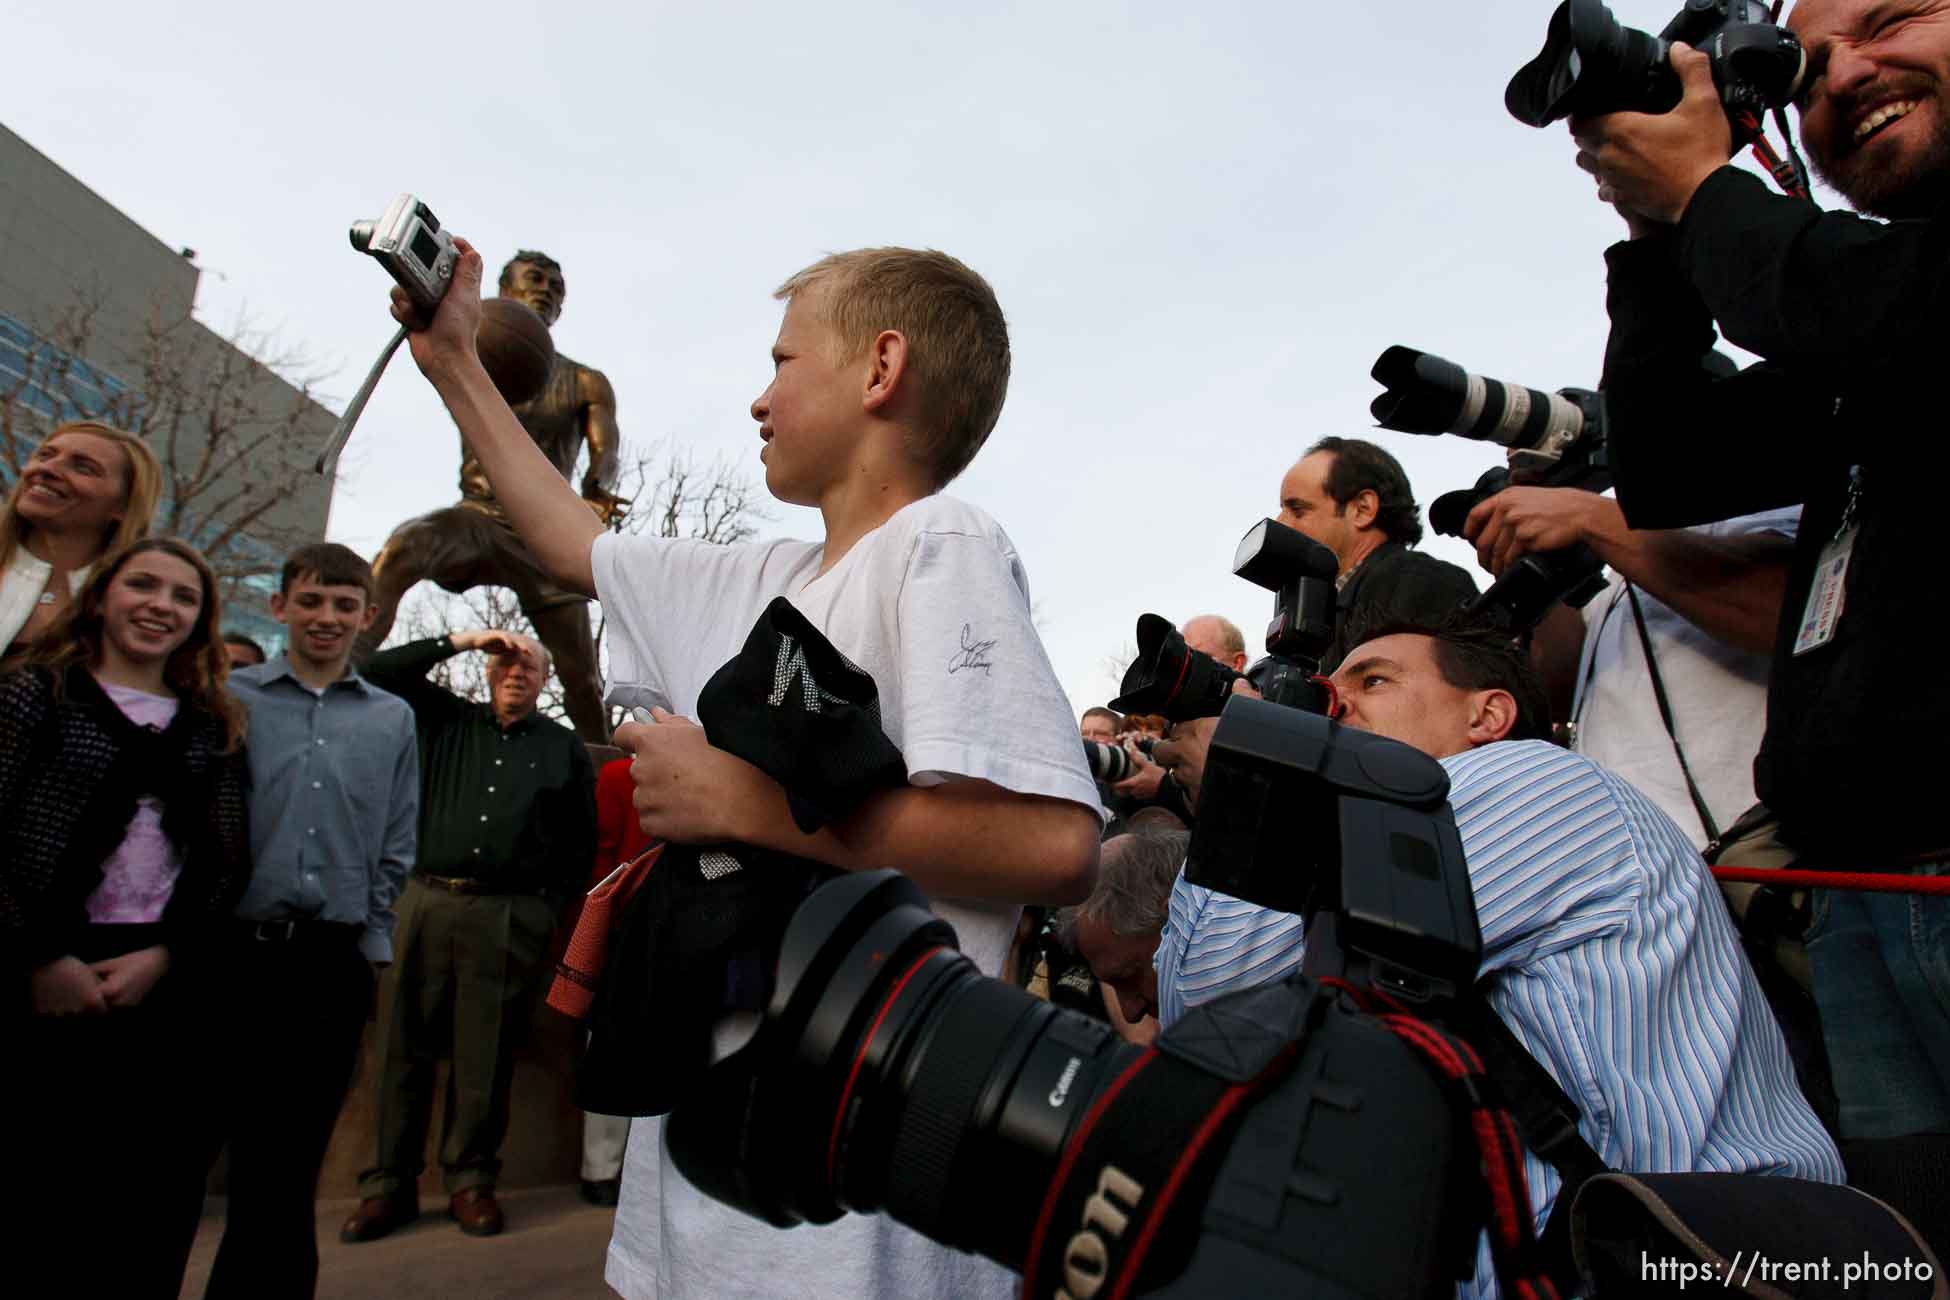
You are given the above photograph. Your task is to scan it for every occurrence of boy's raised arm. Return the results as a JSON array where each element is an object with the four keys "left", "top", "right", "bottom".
[{"left": 393, "top": 239, "right": 604, "bottom": 596}]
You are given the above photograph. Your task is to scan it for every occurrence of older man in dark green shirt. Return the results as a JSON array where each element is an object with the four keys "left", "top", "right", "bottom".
[{"left": 344, "top": 628, "right": 597, "bottom": 1241}]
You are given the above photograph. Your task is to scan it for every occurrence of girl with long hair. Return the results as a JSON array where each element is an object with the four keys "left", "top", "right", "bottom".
[
  {"left": 0, "top": 420, "right": 163, "bottom": 658},
  {"left": 1, "top": 536, "right": 250, "bottom": 1297}
]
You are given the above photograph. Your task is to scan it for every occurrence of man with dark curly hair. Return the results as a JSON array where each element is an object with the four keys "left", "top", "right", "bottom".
[{"left": 1273, "top": 436, "right": 1477, "bottom": 667}]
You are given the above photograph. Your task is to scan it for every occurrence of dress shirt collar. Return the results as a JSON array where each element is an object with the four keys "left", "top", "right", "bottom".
[
  {"left": 251, "top": 651, "right": 372, "bottom": 694},
  {"left": 491, "top": 704, "right": 541, "bottom": 735}
]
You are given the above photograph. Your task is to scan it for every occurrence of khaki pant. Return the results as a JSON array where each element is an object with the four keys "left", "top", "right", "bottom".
[{"left": 359, "top": 880, "right": 556, "bottom": 1197}]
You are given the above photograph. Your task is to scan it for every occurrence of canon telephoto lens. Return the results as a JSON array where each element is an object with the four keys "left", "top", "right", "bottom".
[
  {"left": 666, "top": 871, "right": 1142, "bottom": 1272},
  {"left": 1083, "top": 738, "right": 1138, "bottom": 784},
  {"left": 1370, "top": 345, "right": 1588, "bottom": 453}
]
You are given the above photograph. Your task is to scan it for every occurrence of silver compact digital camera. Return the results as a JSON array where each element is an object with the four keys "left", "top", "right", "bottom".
[{"left": 349, "top": 193, "right": 457, "bottom": 311}]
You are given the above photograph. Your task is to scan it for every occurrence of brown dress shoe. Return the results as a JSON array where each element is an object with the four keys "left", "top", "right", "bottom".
[
  {"left": 340, "top": 1194, "right": 419, "bottom": 1243},
  {"left": 450, "top": 1186, "right": 505, "bottom": 1237}
]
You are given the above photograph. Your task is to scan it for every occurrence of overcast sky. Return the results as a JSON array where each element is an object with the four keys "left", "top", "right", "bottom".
[{"left": 6, "top": 0, "right": 1797, "bottom": 714}]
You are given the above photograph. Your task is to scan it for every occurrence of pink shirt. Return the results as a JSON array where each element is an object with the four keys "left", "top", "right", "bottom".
[{"left": 83, "top": 682, "right": 184, "bottom": 924}]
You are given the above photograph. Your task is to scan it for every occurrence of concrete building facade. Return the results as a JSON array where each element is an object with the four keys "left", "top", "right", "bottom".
[{"left": 0, "top": 122, "right": 336, "bottom": 652}]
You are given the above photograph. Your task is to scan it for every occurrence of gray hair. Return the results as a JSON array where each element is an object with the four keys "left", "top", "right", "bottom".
[{"left": 1057, "top": 829, "right": 1189, "bottom": 945}]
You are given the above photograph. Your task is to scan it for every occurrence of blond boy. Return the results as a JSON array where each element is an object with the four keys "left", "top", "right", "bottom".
[{"left": 396, "top": 242, "right": 1100, "bottom": 1298}]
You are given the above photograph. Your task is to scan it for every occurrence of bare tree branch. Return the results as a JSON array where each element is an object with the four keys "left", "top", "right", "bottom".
[
  {"left": 1097, "top": 639, "right": 1138, "bottom": 708},
  {"left": 0, "top": 288, "right": 337, "bottom": 635},
  {"left": 385, "top": 436, "right": 773, "bottom": 726}
]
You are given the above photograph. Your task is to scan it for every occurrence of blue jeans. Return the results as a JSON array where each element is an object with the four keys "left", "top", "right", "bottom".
[{"left": 1805, "top": 859, "right": 1950, "bottom": 1139}]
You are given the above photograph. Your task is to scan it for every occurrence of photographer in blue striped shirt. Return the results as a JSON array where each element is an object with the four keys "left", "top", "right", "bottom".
[{"left": 1150, "top": 615, "right": 1842, "bottom": 1300}]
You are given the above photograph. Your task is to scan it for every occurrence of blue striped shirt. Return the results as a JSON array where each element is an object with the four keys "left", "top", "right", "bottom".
[{"left": 1155, "top": 739, "right": 1843, "bottom": 1300}]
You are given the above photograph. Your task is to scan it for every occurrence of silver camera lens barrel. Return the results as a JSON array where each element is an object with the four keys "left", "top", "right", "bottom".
[
  {"left": 1453, "top": 376, "right": 1586, "bottom": 450},
  {"left": 348, "top": 220, "right": 376, "bottom": 252},
  {"left": 1372, "top": 347, "right": 1591, "bottom": 453}
]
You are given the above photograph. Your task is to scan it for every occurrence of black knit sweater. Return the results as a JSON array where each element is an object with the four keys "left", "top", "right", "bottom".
[{"left": 0, "top": 664, "right": 252, "bottom": 973}]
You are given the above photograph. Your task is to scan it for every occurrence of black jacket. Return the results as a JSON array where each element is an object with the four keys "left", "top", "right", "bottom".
[
  {"left": 0, "top": 665, "right": 252, "bottom": 973},
  {"left": 1323, "top": 540, "right": 1480, "bottom": 670},
  {"left": 1600, "top": 165, "right": 1950, "bottom": 860}
]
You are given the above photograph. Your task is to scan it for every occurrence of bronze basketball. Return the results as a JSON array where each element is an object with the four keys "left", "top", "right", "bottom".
[{"left": 477, "top": 296, "right": 555, "bottom": 405}]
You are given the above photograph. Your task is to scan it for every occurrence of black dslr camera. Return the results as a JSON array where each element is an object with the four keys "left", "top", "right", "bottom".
[
  {"left": 666, "top": 712, "right": 1493, "bottom": 1298},
  {"left": 1368, "top": 343, "right": 1748, "bottom": 635},
  {"left": 1112, "top": 519, "right": 1340, "bottom": 721},
  {"left": 662, "top": 517, "right": 1555, "bottom": 1298},
  {"left": 1506, "top": 0, "right": 1806, "bottom": 145}
]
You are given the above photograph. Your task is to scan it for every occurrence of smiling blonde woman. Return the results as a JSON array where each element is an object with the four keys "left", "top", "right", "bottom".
[{"left": 0, "top": 420, "right": 163, "bottom": 659}]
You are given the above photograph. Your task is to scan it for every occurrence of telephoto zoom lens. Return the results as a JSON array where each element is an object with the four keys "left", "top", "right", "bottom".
[
  {"left": 1083, "top": 739, "right": 1138, "bottom": 784},
  {"left": 665, "top": 871, "right": 1143, "bottom": 1271},
  {"left": 1370, "top": 345, "right": 1588, "bottom": 453}
]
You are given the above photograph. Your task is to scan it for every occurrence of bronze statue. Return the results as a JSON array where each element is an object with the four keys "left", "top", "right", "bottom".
[{"left": 357, "top": 250, "right": 624, "bottom": 743}]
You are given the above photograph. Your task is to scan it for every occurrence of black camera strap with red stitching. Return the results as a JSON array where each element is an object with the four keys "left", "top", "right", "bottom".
[
  {"left": 1017, "top": 983, "right": 1575, "bottom": 1300},
  {"left": 1018, "top": 1039, "right": 1294, "bottom": 1300},
  {"left": 1441, "top": 990, "right": 1608, "bottom": 1296}
]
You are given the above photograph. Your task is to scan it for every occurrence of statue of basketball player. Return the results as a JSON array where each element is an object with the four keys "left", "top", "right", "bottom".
[{"left": 357, "top": 250, "right": 625, "bottom": 743}]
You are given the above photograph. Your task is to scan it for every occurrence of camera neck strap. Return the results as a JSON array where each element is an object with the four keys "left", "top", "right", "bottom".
[
  {"left": 1573, "top": 581, "right": 1723, "bottom": 848},
  {"left": 1622, "top": 582, "right": 1723, "bottom": 846}
]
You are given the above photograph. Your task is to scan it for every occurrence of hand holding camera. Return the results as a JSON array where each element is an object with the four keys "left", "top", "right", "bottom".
[
  {"left": 1148, "top": 716, "right": 1218, "bottom": 813},
  {"left": 389, "top": 235, "right": 487, "bottom": 386},
  {"left": 1110, "top": 737, "right": 1168, "bottom": 800},
  {"left": 615, "top": 705, "right": 771, "bottom": 847},
  {"left": 1570, "top": 42, "right": 1735, "bottom": 225},
  {"left": 1463, "top": 485, "right": 1623, "bottom": 577},
  {"left": 316, "top": 193, "right": 479, "bottom": 477}
]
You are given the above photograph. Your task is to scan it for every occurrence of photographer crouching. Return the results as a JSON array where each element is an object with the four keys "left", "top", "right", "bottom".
[
  {"left": 1151, "top": 611, "right": 1842, "bottom": 1300},
  {"left": 1569, "top": 2, "right": 1950, "bottom": 1143}
]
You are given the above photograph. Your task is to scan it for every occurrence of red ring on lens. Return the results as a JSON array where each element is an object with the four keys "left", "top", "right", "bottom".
[
  {"left": 1310, "top": 674, "right": 1345, "bottom": 720},
  {"left": 826, "top": 945, "right": 945, "bottom": 1185}
]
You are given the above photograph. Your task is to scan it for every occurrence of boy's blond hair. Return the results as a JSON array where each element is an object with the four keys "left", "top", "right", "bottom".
[{"left": 775, "top": 247, "right": 1010, "bottom": 489}]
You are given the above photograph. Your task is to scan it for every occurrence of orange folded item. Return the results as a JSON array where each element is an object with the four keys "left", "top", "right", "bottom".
[{"left": 547, "top": 842, "right": 664, "bottom": 1019}]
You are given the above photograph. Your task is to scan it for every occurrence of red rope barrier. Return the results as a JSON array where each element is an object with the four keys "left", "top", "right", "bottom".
[{"left": 1712, "top": 866, "right": 1950, "bottom": 895}]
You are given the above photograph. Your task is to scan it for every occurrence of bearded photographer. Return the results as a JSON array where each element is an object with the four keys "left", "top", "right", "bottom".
[
  {"left": 1150, "top": 613, "right": 1841, "bottom": 1300},
  {"left": 1572, "top": 4, "right": 1950, "bottom": 1144}
]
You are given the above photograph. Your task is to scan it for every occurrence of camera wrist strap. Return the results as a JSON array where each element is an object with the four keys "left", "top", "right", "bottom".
[{"left": 1623, "top": 582, "right": 1723, "bottom": 846}]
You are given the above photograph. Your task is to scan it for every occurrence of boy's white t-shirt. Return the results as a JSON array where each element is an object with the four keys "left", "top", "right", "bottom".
[{"left": 592, "top": 494, "right": 1100, "bottom": 1300}]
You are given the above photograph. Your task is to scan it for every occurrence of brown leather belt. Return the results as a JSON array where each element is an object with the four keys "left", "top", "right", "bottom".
[{"left": 416, "top": 873, "right": 526, "bottom": 896}]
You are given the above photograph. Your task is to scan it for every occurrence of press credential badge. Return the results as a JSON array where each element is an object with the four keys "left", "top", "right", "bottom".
[{"left": 1793, "top": 466, "right": 1862, "bottom": 657}]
